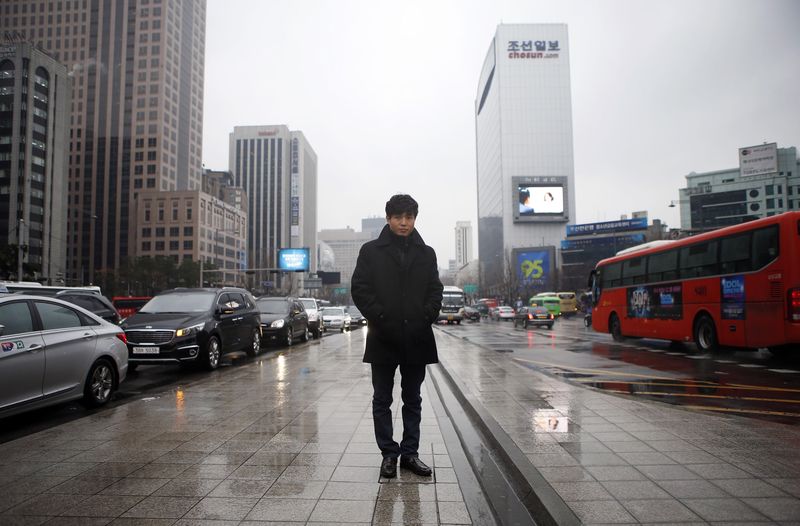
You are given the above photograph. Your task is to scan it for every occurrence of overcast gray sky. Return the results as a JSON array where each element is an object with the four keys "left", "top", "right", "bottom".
[{"left": 202, "top": 0, "right": 800, "bottom": 264}]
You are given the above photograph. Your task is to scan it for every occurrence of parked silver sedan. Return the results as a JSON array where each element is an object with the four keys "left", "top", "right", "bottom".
[{"left": 0, "top": 295, "right": 128, "bottom": 418}]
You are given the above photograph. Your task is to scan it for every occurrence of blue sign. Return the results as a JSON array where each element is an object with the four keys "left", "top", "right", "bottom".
[
  {"left": 278, "top": 248, "right": 309, "bottom": 272},
  {"left": 721, "top": 275, "right": 745, "bottom": 320},
  {"left": 566, "top": 218, "right": 648, "bottom": 237},
  {"left": 517, "top": 250, "right": 550, "bottom": 286},
  {"left": 561, "top": 234, "right": 646, "bottom": 250}
]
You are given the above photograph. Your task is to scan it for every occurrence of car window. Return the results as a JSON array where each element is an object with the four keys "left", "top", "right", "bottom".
[
  {"left": 257, "top": 298, "right": 290, "bottom": 314},
  {"left": 140, "top": 291, "right": 216, "bottom": 313},
  {"left": 63, "top": 294, "right": 105, "bottom": 312},
  {"left": 227, "top": 293, "right": 246, "bottom": 311},
  {"left": 35, "top": 301, "right": 84, "bottom": 330},
  {"left": 0, "top": 301, "right": 35, "bottom": 335},
  {"left": 300, "top": 299, "right": 317, "bottom": 310}
]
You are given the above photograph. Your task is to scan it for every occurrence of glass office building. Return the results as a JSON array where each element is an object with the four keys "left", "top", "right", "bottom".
[{"left": 475, "top": 24, "right": 576, "bottom": 293}]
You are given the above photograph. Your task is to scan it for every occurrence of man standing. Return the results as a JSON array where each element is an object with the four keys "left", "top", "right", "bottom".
[{"left": 351, "top": 194, "right": 443, "bottom": 478}]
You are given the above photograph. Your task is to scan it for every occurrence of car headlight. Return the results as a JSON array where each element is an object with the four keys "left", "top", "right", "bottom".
[
  {"left": 176, "top": 323, "right": 204, "bottom": 337},
  {"left": 271, "top": 319, "right": 285, "bottom": 328}
]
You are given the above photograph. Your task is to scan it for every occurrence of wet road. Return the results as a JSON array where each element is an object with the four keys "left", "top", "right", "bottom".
[{"left": 438, "top": 317, "right": 800, "bottom": 424}]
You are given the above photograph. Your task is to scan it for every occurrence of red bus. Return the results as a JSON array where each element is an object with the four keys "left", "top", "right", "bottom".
[
  {"left": 112, "top": 296, "right": 152, "bottom": 319},
  {"left": 588, "top": 211, "right": 800, "bottom": 355}
]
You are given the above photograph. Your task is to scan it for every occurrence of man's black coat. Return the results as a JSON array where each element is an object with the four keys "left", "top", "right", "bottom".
[{"left": 351, "top": 224, "right": 444, "bottom": 365}]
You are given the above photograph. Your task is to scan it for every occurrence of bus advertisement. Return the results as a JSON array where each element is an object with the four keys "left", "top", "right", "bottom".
[{"left": 588, "top": 212, "right": 799, "bottom": 355}]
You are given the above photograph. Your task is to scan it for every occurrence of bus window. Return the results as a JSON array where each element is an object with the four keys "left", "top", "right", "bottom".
[
  {"left": 647, "top": 249, "right": 679, "bottom": 283},
  {"left": 752, "top": 225, "right": 779, "bottom": 270},
  {"left": 680, "top": 240, "right": 718, "bottom": 278},
  {"left": 720, "top": 232, "right": 752, "bottom": 274},
  {"left": 601, "top": 262, "right": 622, "bottom": 288},
  {"left": 621, "top": 256, "right": 646, "bottom": 286}
]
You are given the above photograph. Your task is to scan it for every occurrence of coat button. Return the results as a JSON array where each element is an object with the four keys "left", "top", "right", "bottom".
[{"left": 404, "top": 320, "right": 408, "bottom": 324}]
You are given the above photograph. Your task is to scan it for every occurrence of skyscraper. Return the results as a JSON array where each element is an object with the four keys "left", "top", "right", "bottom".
[
  {"left": 0, "top": 42, "right": 70, "bottom": 283},
  {"left": 475, "top": 24, "right": 576, "bottom": 292},
  {"left": 454, "top": 220, "right": 472, "bottom": 268},
  {"left": 0, "top": 0, "right": 207, "bottom": 285},
  {"left": 229, "top": 125, "right": 317, "bottom": 290}
]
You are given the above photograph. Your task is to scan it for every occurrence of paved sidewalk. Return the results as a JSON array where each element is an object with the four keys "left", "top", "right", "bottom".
[
  {"left": 0, "top": 332, "right": 473, "bottom": 525},
  {"left": 435, "top": 326, "right": 800, "bottom": 525}
]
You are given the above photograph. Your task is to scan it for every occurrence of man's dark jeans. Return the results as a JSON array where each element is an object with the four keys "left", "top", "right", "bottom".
[{"left": 371, "top": 363, "right": 426, "bottom": 459}]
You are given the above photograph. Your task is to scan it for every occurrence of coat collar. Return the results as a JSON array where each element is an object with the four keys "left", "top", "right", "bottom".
[{"left": 375, "top": 224, "right": 426, "bottom": 247}]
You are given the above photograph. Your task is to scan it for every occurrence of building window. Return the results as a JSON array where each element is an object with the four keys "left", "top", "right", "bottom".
[
  {"left": 183, "top": 226, "right": 193, "bottom": 236},
  {"left": 155, "top": 227, "right": 165, "bottom": 237},
  {"left": 142, "top": 227, "right": 151, "bottom": 237},
  {"left": 187, "top": 207, "right": 192, "bottom": 220},
  {"left": 144, "top": 209, "right": 150, "bottom": 222},
  {"left": 169, "top": 240, "right": 179, "bottom": 251},
  {"left": 141, "top": 241, "right": 151, "bottom": 251},
  {"left": 183, "top": 240, "right": 193, "bottom": 249},
  {"left": 158, "top": 208, "right": 164, "bottom": 221},
  {"left": 172, "top": 208, "right": 178, "bottom": 220},
  {"left": 766, "top": 198, "right": 775, "bottom": 209},
  {"left": 766, "top": 185, "right": 774, "bottom": 196},
  {"left": 169, "top": 227, "right": 179, "bottom": 236}
]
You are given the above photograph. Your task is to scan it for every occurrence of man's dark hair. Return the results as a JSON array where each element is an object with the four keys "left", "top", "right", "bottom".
[
  {"left": 519, "top": 189, "right": 530, "bottom": 204},
  {"left": 385, "top": 194, "right": 419, "bottom": 218}
]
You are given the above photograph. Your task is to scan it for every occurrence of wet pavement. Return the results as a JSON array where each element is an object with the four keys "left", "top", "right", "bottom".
[
  {"left": 1, "top": 325, "right": 799, "bottom": 524},
  {"left": 0, "top": 330, "right": 484, "bottom": 525},
  {"left": 436, "top": 322, "right": 800, "bottom": 525}
]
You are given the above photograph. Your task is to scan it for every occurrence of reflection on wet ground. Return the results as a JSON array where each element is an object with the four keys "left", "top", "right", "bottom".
[{"left": 446, "top": 319, "right": 800, "bottom": 424}]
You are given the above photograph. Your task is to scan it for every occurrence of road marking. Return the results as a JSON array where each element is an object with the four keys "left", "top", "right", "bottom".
[
  {"left": 629, "top": 391, "right": 800, "bottom": 405},
  {"left": 682, "top": 405, "right": 800, "bottom": 418},
  {"left": 573, "top": 378, "right": 800, "bottom": 394},
  {"left": 738, "top": 364, "right": 766, "bottom": 368},
  {"left": 767, "top": 369, "right": 800, "bottom": 374}
]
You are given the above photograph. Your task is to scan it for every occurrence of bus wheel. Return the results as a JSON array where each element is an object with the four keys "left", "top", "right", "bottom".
[
  {"left": 609, "top": 314, "right": 624, "bottom": 342},
  {"left": 694, "top": 315, "right": 718, "bottom": 353}
]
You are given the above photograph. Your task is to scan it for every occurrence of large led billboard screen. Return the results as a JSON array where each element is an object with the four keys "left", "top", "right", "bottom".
[
  {"left": 278, "top": 248, "right": 309, "bottom": 272},
  {"left": 512, "top": 176, "right": 569, "bottom": 222}
]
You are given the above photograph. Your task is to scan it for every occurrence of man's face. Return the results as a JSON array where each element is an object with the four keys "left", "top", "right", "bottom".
[{"left": 387, "top": 213, "right": 416, "bottom": 237}]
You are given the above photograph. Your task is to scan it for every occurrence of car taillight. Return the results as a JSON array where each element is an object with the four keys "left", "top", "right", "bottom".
[
  {"left": 116, "top": 332, "right": 128, "bottom": 344},
  {"left": 789, "top": 288, "right": 800, "bottom": 322},
  {"left": 528, "top": 314, "right": 533, "bottom": 319}
]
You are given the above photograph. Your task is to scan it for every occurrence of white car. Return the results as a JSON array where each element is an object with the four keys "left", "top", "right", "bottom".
[
  {"left": 493, "top": 306, "right": 516, "bottom": 321},
  {"left": 299, "top": 297, "right": 322, "bottom": 338},
  {"left": 0, "top": 295, "right": 129, "bottom": 418},
  {"left": 320, "top": 307, "right": 351, "bottom": 333}
]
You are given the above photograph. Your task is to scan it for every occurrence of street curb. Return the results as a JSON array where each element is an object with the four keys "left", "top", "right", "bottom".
[{"left": 434, "top": 329, "right": 581, "bottom": 526}]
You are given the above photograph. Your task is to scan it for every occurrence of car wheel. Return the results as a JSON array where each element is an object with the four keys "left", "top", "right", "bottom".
[
  {"left": 83, "top": 358, "right": 116, "bottom": 407},
  {"left": 547, "top": 323, "right": 553, "bottom": 330},
  {"left": 301, "top": 326, "right": 310, "bottom": 342},
  {"left": 285, "top": 327, "right": 293, "bottom": 346},
  {"left": 609, "top": 313, "right": 624, "bottom": 342},
  {"left": 204, "top": 336, "right": 221, "bottom": 370},
  {"left": 128, "top": 363, "right": 138, "bottom": 373},
  {"left": 694, "top": 314, "right": 718, "bottom": 353},
  {"left": 247, "top": 329, "right": 261, "bottom": 357}
]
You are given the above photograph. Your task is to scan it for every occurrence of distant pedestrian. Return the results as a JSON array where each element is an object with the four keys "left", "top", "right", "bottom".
[{"left": 351, "top": 194, "right": 444, "bottom": 479}]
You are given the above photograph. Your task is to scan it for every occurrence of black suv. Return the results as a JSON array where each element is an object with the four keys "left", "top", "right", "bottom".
[
  {"left": 256, "top": 296, "right": 310, "bottom": 346},
  {"left": 121, "top": 287, "right": 261, "bottom": 371},
  {"left": 13, "top": 289, "right": 121, "bottom": 324}
]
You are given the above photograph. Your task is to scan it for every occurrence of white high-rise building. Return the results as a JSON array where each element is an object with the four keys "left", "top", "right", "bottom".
[
  {"left": 454, "top": 221, "right": 473, "bottom": 268},
  {"left": 475, "top": 24, "right": 576, "bottom": 291},
  {"left": 229, "top": 125, "right": 317, "bottom": 290}
]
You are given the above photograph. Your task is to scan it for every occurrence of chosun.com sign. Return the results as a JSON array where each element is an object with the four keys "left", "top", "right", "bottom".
[{"left": 507, "top": 40, "right": 560, "bottom": 59}]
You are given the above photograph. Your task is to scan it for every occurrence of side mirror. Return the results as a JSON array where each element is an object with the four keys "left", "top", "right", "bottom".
[
  {"left": 0, "top": 324, "right": 5, "bottom": 337},
  {"left": 587, "top": 269, "right": 596, "bottom": 289}
]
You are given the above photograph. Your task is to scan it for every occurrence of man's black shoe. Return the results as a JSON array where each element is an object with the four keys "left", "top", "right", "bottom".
[
  {"left": 380, "top": 456, "right": 397, "bottom": 478},
  {"left": 400, "top": 456, "right": 432, "bottom": 477}
]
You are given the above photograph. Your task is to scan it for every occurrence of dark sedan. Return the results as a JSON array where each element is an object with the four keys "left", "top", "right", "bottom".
[
  {"left": 513, "top": 306, "right": 554, "bottom": 329},
  {"left": 463, "top": 306, "right": 481, "bottom": 322},
  {"left": 345, "top": 306, "right": 367, "bottom": 327},
  {"left": 256, "top": 297, "right": 310, "bottom": 346}
]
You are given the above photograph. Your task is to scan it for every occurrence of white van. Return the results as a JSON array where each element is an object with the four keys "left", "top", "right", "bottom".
[{"left": 298, "top": 297, "right": 322, "bottom": 338}]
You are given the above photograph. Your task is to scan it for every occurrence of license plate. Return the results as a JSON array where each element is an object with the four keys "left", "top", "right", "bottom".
[{"left": 133, "top": 346, "right": 159, "bottom": 354}]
